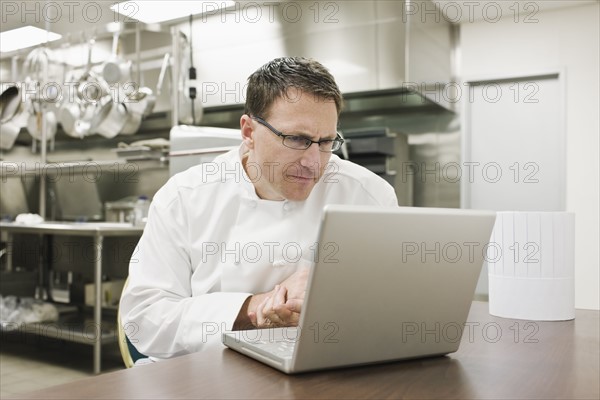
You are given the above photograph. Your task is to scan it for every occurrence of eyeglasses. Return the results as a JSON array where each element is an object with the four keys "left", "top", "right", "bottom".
[{"left": 251, "top": 116, "right": 344, "bottom": 152}]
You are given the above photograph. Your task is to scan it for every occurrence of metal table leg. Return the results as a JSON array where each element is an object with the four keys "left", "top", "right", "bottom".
[
  {"left": 6, "top": 232, "right": 13, "bottom": 272},
  {"left": 93, "top": 235, "right": 103, "bottom": 374}
]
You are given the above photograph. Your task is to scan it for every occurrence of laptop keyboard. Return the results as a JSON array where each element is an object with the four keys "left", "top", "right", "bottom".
[{"left": 249, "top": 339, "right": 296, "bottom": 359}]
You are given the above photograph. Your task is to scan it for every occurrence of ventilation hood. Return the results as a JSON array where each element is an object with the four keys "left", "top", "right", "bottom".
[
  {"left": 199, "top": 86, "right": 457, "bottom": 136},
  {"left": 178, "top": 0, "right": 458, "bottom": 134},
  {"left": 339, "top": 87, "right": 459, "bottom": 134}
]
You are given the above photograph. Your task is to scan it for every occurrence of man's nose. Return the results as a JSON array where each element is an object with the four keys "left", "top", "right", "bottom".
[{"left": 299, "top": 143, "right": 322, "bottom": 169}]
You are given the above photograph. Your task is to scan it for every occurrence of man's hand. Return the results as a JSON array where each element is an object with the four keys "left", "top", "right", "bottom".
[
  {"left": 233, "top": 263, "right": 311, "bottom": 330},
  {"left": 254, "top": 285, "right": 301, "bottom": 328},
  {"left": 253, "top": 263, "right": 310, "bottom": 327},
  {"left": 280, "top": 262, "right": 311, "bottom": 301}
]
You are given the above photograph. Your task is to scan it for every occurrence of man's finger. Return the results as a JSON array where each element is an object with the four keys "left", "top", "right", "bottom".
[
  {"left": 248, "top": 311, "right": 257, "bottom": 327},
  {"left": 256, "top": 296, "right": 270, "bottom": 327},
  {"left": 273, "top": 285, "right": 287, "bottom": 307},
  {"left": 285, "top": 299, "right": 303, "bottom": 313}
]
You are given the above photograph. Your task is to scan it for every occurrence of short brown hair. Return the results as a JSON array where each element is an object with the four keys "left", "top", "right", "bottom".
[{"left": 244, "top": 57, "right": 343, "bottom": 118}]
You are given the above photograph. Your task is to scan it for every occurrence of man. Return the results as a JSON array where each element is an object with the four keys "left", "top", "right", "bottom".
[{"left": 120, "top": 57, "right": 398, "bottom": 359}]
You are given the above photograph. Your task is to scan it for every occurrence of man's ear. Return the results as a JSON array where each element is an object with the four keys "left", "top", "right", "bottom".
[{"left": 240, "top": 115, "right": 254, "bottom": 149}]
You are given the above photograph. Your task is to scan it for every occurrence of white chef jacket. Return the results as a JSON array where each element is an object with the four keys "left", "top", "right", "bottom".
[{"left": 120, "top": 146, "right": 398, "bottom": 359}]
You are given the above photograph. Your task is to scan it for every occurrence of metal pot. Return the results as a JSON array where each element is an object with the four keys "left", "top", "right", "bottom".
[
  {"left": 137, "top": 52, "right": 170, "bottom": 118},
  {"left": 0, "top": 85, "right": 27, "bottom": 127},
  {"left": 23, "top": 47, "right": 51, "bottom": 83},
  {"left": 103, "top": 60, "right": 132, "bottom": 85},
  {"left": 91, "top": 95, "right": 127, "bottom": 138},
  {"left": 74, "top": 40, "right": 109, "bottom": 106},
  {"left": 102, "top": 32, "right": 131, "bottom": 84},
  {"left": 0, "top": 120, "right": 20, "bottom": 150},
  {"left": 138, "top": 87, "right": 156, "bottom": 117},
  {"left": 120, "top": 87, "right": 154, "bottom": 135},
  {"left": 76, "top": 71, "right": 109, "bottom": 106},
  {"left": 120, "top": 101, "right": 144, "bottom": 135},
  {"left": 61, "top": 102, "right": 95, "bottom": 139},
  {"left": 26, "top": 108, "right": 57, "bottom": 141},
  {"left": 58, "top": 69, "right": 97, "bottom": 138}
]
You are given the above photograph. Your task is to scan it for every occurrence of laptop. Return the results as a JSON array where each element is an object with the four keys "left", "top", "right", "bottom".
[{"left": 222, "top": 205, "right": 497, "bottom": 374}]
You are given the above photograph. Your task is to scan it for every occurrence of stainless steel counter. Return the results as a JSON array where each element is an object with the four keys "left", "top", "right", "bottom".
[
  {"left": 0, "top": 221, "right": 143, "bottom": 373},
  {"left": 0, "top": 221, "right": 143, "bottom": 237}
]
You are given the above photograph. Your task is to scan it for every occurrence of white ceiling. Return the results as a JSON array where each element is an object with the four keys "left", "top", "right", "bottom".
[
  {"left": 0, "top": 1, "right": 596, "bottom": 38},
  {"left": 433, "top": 0, "right": 597, "bottom": 23},
  {"left": 0, "top": 1, "right": 118, "bottom": 35}
]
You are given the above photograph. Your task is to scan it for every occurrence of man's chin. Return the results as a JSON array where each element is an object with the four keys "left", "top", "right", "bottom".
[{"left": 282, "top": 186, "right": 314, "bottom": 202}]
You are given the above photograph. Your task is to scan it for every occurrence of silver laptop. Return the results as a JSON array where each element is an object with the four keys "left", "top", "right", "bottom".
[{"left": 222, "top": 205, "right": 496, "bottom": 373}]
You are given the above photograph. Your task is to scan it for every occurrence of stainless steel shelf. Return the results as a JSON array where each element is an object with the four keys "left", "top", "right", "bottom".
[
  {"left": 0, "top": 222, "right": 143, "bottom": 237},
  {"left": 0, "top": 221, "right": 142, "bottom": 374},
  {"left": 7, "top": 313, "right": 118, "bottom": 346}
]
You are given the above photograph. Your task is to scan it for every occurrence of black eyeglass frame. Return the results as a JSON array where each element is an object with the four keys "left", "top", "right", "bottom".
[{"left": 251, "top": 116, "right": 344, "bottom": 152}]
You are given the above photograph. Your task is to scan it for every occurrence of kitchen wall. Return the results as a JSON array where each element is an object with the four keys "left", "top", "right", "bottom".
[
  {"left": 458, "top": 2, "right": 600, "bottom": 310},
  {"left": 173, "top": 1, "right": 451, "bottom": 106}
]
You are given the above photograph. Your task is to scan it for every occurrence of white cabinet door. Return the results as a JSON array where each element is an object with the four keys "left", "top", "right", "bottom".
[
  {"left": 461, "top": 72, "right": 566, "bottom": 296},
  {"left": 462, "top": 74, "right": 565, "bottom": 211}
]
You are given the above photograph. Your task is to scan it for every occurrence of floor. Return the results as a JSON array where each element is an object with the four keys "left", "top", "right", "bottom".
[{"left": 0, "top": 334, "right": 123, "bottom": 398}]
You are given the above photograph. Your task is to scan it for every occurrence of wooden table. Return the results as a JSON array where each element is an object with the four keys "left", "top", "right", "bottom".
[{"left": 9, "top": 302, "right": 599, "bottom": 399}]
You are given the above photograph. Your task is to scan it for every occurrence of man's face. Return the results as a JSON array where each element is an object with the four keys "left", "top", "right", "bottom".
[{"left": 240, "top": 89, "right": 338, "bottom": 201}]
